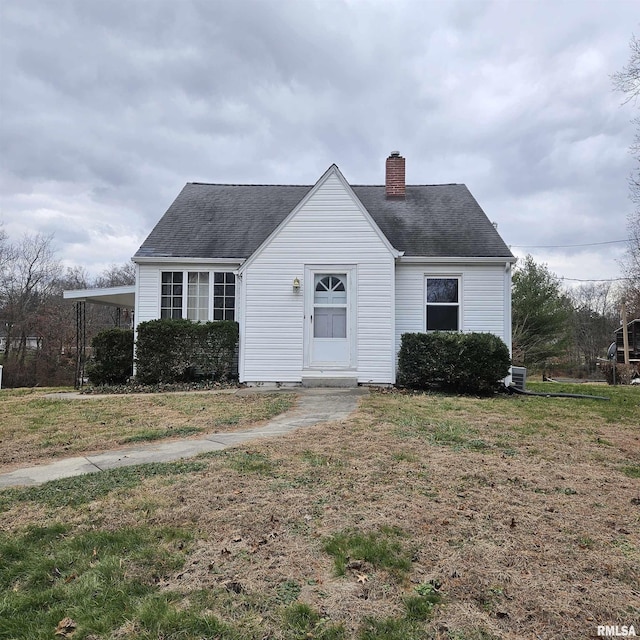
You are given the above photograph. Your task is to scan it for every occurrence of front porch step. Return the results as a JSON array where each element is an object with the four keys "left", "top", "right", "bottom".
[{"left": 301, "top": 376, "right": 358, "bottom": 388}]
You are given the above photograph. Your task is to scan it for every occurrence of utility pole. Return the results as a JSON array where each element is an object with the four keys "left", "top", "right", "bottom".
[{"left": 621, "top": 301, "right": 630, "bottom": 366}]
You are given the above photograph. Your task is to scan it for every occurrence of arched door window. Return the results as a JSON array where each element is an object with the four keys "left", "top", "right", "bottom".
[{"left": 314, "top": 274, "right": 347, "bottom": 338}]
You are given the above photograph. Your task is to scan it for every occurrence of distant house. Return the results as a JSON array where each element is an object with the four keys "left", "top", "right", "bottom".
[
  {"left": 0, "top": 334, "right": 40, "bottom": 352},
  {"left": 614, "top": 318, "right": 640, "bottom": 364},
  {"left": 66, "top": 152, "right": 515, "bottom": 385}
]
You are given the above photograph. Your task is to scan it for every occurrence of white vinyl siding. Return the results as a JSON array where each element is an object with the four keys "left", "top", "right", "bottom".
[
  {"left": 396, "top": 263, "right": 509, "bottom": 356},
  {"left": 241, "top": 170, "right": 396, "bottom": 384}
]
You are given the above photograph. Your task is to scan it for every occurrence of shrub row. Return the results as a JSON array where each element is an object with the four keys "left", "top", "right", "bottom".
[
  {"left": 397, "top": 331, "right": 511, "bottom": 395},
  {"left": 134, "top": 319, "right": 239, "bottom": 384}
]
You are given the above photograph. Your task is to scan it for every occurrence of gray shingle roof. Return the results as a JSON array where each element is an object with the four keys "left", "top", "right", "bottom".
[{"left": 134, "top": 182, "right": 513, "bottom": 260}]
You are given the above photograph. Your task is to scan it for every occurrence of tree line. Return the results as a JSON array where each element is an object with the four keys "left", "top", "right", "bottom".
[
  {"left": 511, "top": 254, "right": 638, "bottom": 375},
  {"left": 0, "top": 226, "right": 134, "bottom": 387}
]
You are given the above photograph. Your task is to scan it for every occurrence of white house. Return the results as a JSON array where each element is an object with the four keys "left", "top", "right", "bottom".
[{"left": 67, "top": 152, "right": 515, "bottom": 386}]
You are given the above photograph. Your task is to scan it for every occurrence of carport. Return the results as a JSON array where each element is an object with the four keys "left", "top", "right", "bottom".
[{"left": 63, "top": 286, "right": 135, "bottom": 388}]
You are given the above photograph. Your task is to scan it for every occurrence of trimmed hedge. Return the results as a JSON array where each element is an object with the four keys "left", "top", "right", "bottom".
[
  {"left": 86, "top": 328, "right": 134, "bottom": 385},
  {"left": 135, "top": 319, "right": 238, "bottom": 384},
  {"left": 397, "top": 331, "right": 511, "bottom": 395}
]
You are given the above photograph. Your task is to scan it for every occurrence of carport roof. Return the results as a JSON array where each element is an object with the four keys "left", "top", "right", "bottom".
[{"left": 63, "top": 285, "right": 135, "bottom": 308}]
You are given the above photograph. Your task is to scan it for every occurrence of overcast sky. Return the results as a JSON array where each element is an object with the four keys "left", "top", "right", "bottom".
[{"left": 1, "top": 0, "right": 638, "bottom": 286}]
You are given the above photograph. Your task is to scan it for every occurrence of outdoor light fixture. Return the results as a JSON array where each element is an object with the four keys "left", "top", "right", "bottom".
[{"left": 292, "top": 277, "right": 300, "bottom": 292}]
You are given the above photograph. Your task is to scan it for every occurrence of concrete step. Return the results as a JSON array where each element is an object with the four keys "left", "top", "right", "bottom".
[{"left": 301, "top": 376, "right": 358, "bottom": 388}]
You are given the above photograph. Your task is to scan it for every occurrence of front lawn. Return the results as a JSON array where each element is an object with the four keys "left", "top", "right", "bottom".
[
  {"left": 0, "top": 388, "right": 294, "bottom": 468},
  {"left": 1, "top": 383, "right": 638, "bottom": 639}
]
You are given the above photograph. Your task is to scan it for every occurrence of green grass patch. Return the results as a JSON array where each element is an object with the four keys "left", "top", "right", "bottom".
[
  {"left": 131, "top": 593, "right": 237, "bottom": 639},
  {"left": 391, "top": 450, "right": 419, "bottom": 463},
  {"left": 276, "top": 580, "right": 302, "bottom": 604},
  {"left": 526, "top": 382, "right": 640, "bottom": 423},
  {"left": 365, "top": 383, "right": 640, "bottom": 460},
  {"left": 0, "top": 460, "right": 207, "bottom": 512},
  {"left": 357, "top": 616, "right": 422, "bottom": 640},
  {"left": 0, "top": 523, "right": 227, "bottom": 640},
  {"left": 323, "top": 527, "right": 412, "bottom": 579},
  {"left": 282, "top": 602, "right": 346, "bottom": 640},
  {"left": 225, "top": 450, "right": 275, "bottom": 475},
  {"left": 355, "top": 583, "right": 441, "bottom": 640},
  {"left": 620, "top": 464, "right": 640, "bottom": 478},
  {"left": 403, "top": 594, "right": 439, "bottom": 620},
  {"left": 121, "top": 425, "right": 203, "bottom": 443},
  {"left": 301, "top": 450, "right": 344, "bottom": 468}
]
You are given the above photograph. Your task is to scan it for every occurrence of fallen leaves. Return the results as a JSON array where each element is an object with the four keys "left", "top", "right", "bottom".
[{"left": 54, "top": 617, "right": 77, "bottom": 638}]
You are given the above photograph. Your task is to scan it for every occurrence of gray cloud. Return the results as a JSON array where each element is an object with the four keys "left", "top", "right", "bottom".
[{"left": 0, "top": 0, "right": 637, "bottom": 281}]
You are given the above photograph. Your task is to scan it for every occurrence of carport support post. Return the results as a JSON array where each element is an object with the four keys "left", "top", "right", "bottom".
[{"left": 74, "top": 301, "right": 86, "bottom": 389}]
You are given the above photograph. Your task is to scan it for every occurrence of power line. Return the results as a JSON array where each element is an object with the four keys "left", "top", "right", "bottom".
[
  {"left": 511, "top": 239, "right": 627, "bottom": 249},
  {"left": 560, "top": 276, "right": 633, "bottom": 283}
]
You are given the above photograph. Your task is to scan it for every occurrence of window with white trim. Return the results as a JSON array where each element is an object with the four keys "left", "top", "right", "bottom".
[
  {"left": 426, "top": 277, "right": 460, "bottom": 331},
  {"left": 213, "top": 272, "right": 235, "bottom": 321},
  {"left": 161, "top": 272, "right": 184, "bottom": 319},
  {"left": 160, "top": 271, "right": 235, "bottom": 321},
  {"left": 187, "top": 272, "right": 209, "bottom": 322}
]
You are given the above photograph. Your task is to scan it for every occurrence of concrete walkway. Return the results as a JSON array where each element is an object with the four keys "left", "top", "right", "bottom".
[{"left": 0, "top": 387, "right": 368, "bottom": 488}]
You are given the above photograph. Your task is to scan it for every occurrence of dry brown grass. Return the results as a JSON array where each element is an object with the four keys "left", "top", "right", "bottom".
[
  {"left": 0, "top": 388, "right": 294, "bottom": 469},
  {"left": 2, "top": 385, "right": 639, "bottom": 639}
]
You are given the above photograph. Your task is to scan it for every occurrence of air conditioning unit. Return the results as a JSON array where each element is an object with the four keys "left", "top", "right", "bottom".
[{"left": 511, "top": 366, "right": 526, "bottom": 391}]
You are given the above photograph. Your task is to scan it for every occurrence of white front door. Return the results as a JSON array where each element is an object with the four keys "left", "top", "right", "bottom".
[{"left": 306, "top": 269, "right": 355, "bottom": 368}]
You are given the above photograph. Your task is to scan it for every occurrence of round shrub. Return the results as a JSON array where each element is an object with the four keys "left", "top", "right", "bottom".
[{"left": 397, "top": 331, "right": 511, "bottom": 395}]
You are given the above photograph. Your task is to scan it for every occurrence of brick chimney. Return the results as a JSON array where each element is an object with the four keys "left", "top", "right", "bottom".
[{"left": 385, "top": 151, "right": 405, "bottom": 198}]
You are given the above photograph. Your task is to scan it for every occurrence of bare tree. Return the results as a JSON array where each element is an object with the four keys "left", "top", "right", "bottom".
[
  {"left": 0, "top": 233, "right": 61, "bottom": 365},
  {"left": 0, "top": 233, "right": 137, "bottom": 386},
  {"left": 91, "top": 262, "right": 136, "bottom": 329},
  {"left": 613, "top": 34, "right": 640, "bottom": 100},
  {"left": 94, "top": 261, "right": 136, "bottom": 288},
  {"left": 614, "top": 34, "right": 640, "bottom": 317},
  {"left": 566, "top": 282, "right": 619, "bottom": 373},
  {"left": 620, "top": 212, "right": 640, "bottom": 317}
]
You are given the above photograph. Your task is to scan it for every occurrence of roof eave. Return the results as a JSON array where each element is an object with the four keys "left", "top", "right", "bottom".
[
  {"left": 133, "top": 256, "right": 246, "bottom": 264},
  {"left": 397, "top": 255, "right": 517, "bottom": 264},
  {"left": 63, "top": 285, "right": 136, "bottom": 308}
]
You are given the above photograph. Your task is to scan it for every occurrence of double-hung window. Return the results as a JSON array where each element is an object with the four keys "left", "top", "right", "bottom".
[
  {"left": 161, "top": 272, "right": 184, "bottom": 320},
  {"left": 161, "top": 271, "right": 235, "bottom": 321},
  {"left": 426, "top": 277, "right": 460, "bottom": 331},
  {"left": 187, "top": 272, "right": 209, "bottom": 322},
  {"left": 213, "top": 272, "right": 235, "bottom": 321}
]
